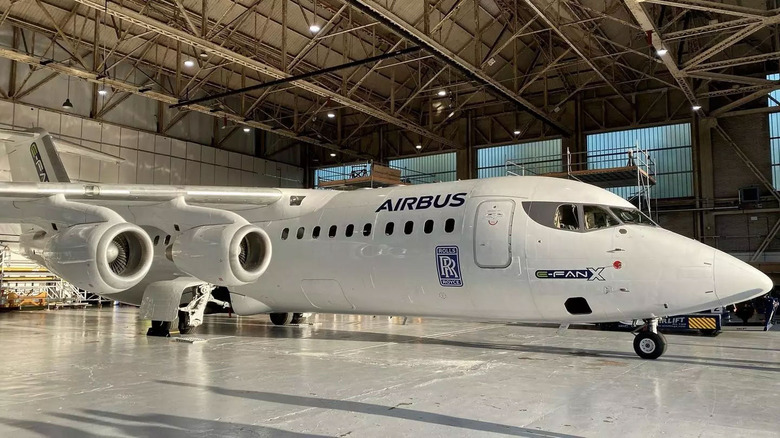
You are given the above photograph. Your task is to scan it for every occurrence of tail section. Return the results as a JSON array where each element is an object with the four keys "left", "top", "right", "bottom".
[{"left": 2, "top": 127, "right": 70, "bottom": 183}]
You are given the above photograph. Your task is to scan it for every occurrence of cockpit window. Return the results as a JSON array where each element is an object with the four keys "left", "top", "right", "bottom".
[
  {"left": 554, "top": 204, "right": 579, "bottom": 231},
  {"left": 583, "top": 205, "right": 620, "bottom": 230},
  {"left": 611, "top": 207, "right": 655, "bottom": 226}
]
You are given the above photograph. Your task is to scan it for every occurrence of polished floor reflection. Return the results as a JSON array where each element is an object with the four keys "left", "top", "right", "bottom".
[{"left": 0, "top": 308, "right": 778, "bottom": 437}]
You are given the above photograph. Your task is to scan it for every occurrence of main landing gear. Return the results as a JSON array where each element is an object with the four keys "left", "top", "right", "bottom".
[
  {"left": 270, "top": 312, "right": 306, "bottom": 326},
  {"left": 632, "top": 318, "right": 667, "bottom": 360}
]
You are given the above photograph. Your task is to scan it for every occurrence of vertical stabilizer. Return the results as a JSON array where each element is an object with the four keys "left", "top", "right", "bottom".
[{"left": 3, "top": 128, "right": 70, "bottom": 183}]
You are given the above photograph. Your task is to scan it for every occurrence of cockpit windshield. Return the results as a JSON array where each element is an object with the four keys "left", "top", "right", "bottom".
[{"left": 610, "top": 207, "right": 656, "bottom": 226}]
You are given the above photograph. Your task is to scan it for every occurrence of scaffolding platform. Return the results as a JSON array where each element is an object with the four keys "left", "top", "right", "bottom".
[
  {"left": 543, "top": 166, "right": 656, "bottom": 189},
  {"left": 317, "top": 162, "right": 403, "bottom": 189}
]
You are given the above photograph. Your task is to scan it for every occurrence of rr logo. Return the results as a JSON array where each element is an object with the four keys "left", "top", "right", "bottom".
[{"left": 436, "top": 245, "right": 463, "bottom": 287}]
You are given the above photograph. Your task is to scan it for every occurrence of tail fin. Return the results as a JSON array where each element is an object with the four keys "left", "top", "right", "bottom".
[{"left": 2, "top": 128, "right": 70, "bottom": 183}]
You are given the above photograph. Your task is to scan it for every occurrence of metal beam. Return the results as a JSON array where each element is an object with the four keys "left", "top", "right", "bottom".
[
  {"left": 343, "top": 0, "right": 571, "bottom": 136},
  {"left": 0, "top": 46, "right": 369, "bottom": 159},
  {"left": 71, "top": 0, "right": 458, "bottom": 149},
  {"left": 624, "top": 0, "right": 698, "bottom": 105},
  {"left": 171, "top": 47, "right": 422, "bottom": 108}
]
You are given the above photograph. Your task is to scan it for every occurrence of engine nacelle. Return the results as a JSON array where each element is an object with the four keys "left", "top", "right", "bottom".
[
  {"left": 20, "top": 222, "right": 154, "bottom": 295},
  {"left": 170, "top": 224, "right": 272, "bottom": 286}
]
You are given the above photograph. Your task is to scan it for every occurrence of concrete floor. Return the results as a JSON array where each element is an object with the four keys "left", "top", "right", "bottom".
[{"left": 0, "top": 309, "right": 778, "bottom": 438}]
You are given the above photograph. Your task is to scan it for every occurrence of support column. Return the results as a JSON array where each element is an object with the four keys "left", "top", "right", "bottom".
[
  {"left": 696, "top": 116, "right": 716, "bottom": 245},
  {"left": 456, "top": 110, "right": 475, "bottom": 180}
]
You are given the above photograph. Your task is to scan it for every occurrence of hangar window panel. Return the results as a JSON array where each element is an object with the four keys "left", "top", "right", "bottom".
[
  {"left": 314, "top": 164, "right": 355, "bottom": 187},
  {"left": 767, "top": 74, "right": 780, "bottom": 189},
  {"left": 389, "top": 152, "right": 456, "bottom": 184},
  {"left": 477, "top": 139, "right": 563, "bottom": 179},
  {"left": 587, "top": 123, "right": 692, "bottom": 199}
]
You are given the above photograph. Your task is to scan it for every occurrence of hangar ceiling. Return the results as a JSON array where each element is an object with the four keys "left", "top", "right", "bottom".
[{"left": 0, "top": 0, "right": 776, "bottom": 164}]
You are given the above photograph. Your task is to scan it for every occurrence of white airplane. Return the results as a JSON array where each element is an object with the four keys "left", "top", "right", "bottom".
[{"left": 0, "top": 128, "right": 772, "bottom": 359}]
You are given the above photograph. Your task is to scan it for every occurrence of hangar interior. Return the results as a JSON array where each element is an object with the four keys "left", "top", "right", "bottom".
[{"left": 1, "top": 0, "right": 780, "bottom": 437}]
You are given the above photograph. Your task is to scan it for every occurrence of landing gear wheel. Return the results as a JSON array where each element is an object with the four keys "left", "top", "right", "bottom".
[
  {"left": 147, "top": 320, "right": 171, "bottom": 337},
  {"left": 270, "top": 312, "right": 293, "bottom": 326},
  {"left": 633, "top": 331, "right": 666, "bottom": 359},
  {"left": 290, "top": 313, "right": 305, "bottom": 325},
  {"left": 178, "top": 310, "right": 196, "bottom": 335}
]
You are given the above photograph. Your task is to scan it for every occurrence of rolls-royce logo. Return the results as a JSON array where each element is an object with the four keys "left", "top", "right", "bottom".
[{"left": 30, "top": 142, "right": 49, "bottom": 182}]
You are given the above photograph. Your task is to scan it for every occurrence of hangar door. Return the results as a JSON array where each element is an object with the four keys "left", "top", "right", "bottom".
[{"left": 474, "top": 200, "right": 515, "bottom": 268}]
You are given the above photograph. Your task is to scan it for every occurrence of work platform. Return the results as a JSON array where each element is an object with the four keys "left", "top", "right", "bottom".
[
  {"left": 316, "top": 162, "right": 403, "bottom": 189},
  {"left": 543, "top": 166, "right": 656, "bottom": 189}
]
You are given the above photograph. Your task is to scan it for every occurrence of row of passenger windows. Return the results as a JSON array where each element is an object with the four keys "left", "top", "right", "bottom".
[{"left": 281, "top": 218, "right": 456, "bottom": 240}]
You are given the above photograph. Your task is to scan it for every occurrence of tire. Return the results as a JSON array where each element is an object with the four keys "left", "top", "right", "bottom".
[
  {"left": 290, "top": 313, "right": 305, "bottom": 324},
  {"left": 700, "top": 329, "right": 718, "bottom": 336},
  {"left": 178, "top": 310, "right": 197, "bottom": 335},
  {"left": 147, "top": 320, "right": 171, "bottom": 337},
  {"left": 633, "top": 331, "right": 667, "bottom": 359},
  {"left": 270, "top": 312, "right": 293, "bottom": 326}
]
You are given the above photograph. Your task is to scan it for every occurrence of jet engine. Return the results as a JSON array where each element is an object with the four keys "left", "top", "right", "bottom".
[
  {"left": 20, "top": 222, "right": 154, "bottom": 295},
  {"left": 170, "top": 224, "right": 272, "bottom": 286}
]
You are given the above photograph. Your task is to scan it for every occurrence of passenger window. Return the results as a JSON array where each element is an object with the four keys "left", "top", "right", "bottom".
[
  {"left": 363, "top": 223, "right": 372, "bottom": 236},
  {"left": 424, "top": 220, "right": 434, "bottom": 234},
  {"left": 385, "top": 222, "right": 394, "bottom": 236},
  {"left": 346, "top": 224, "right": 354, "bottom": 237},
  {"left": 312, "top": 226, "right": 321, "bottom": 239},
  {"left": 445, "top": 218, "right": 455, "bottom": 233},
  {"left": 583, "top": 206, "right": 619, "bottom": 230},
  {"left": 281, "top": 228, "right": 289, "bottom": 240},
  {"left": 554, "top": 204, "right": 580, "bottom": 231},
  {"left": 153, "top": 235, "right": 160, "bottom": 246},
  {"left": 404, "top": 221, "right": 414, "bottom": 235},
  {"left": 329, "top": 225, "right": 337, "bottom": 238},
  {"left": 297, "top": 227, "right": 305, "bottom": 239}
]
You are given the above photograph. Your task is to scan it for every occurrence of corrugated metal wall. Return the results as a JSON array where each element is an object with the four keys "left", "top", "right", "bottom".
[
  {"left": 768, "top": 74, "right": 780, "bottom": 189},
  {"left": 390, "top": 153, "right": 456, "bottom": 184},
  {"left": 476, "top": 139, "right": 562, "bottom": 178},
  {"left": 586, "top": 123, "right": 692, "bottom": 199}
]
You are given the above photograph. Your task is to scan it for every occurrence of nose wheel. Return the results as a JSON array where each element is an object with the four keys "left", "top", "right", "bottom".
[{"left": 632, "top": 318, "right": 667, "bottom": 359}]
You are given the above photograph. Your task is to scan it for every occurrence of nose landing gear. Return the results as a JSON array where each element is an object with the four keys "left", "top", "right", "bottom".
[{"left": 632, "top": 318, "right": 667, "bottom": 359}]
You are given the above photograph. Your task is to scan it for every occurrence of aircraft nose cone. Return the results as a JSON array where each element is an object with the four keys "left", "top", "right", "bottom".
[{"left": 714, "top": 251, "right": 773, "bottom": 305}]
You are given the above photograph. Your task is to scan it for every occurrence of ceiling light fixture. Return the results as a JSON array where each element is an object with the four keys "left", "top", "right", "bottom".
[
  {"left": 243, "top": 127, "right": 251, "bottom": 133},
  {"left": 513, "top": 130, "right": 521, "bottom": 135},
  {"left": 656, "top": 48, "right": 668, "bottom": 56},
  {"left": 62, "top": 76, "right": 73, "bottom": 109},
  {"left": 692, "top": 104, "right": 702, "bottom": 111},
  {"left": 329, "top": 152, "right": 336, "bottom": 157},
  {"left": 183, "top": 59, "right": 195, "bottom": 68},
  {"left": 327, "top": 111, "right": 336, "bottom": 118},
  {"left": 98, "top": 88, "right": 108, "bottom": 96},
  {"left": 416, "top": 144, "right": 422, "bottom": 149},
  {"left": 437, "top": 90, "right": 447, "bottom": 97},
  {"left": 310, "top": 24, "right": 321, "bottom": 33},
  {"left": 199, "top": 52, "right": 208, "bottom": 58}
]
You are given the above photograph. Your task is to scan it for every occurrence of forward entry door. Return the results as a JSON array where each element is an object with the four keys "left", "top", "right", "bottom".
[{"left": 474, "top": 200, "right": 515, "bottom": 268}]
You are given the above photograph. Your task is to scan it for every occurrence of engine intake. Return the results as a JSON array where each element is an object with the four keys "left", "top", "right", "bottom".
[
  {"left": 171, "top": 224, "right": 271, "bottom": 286},
  {"left": 21, "top": 222, "right": 154, "bottom": 294}
]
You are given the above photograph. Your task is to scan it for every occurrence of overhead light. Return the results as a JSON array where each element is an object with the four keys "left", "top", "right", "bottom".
[
  {"left": 327, "top": 111, "right": 336, "bottom": 118},
  {"left": 183, "top": 59, "right": 195, "bottom": 68},
  {"left": 329, "top": 152, "right": 336, "bottom": 157},
  {"left": 437, "top": 90, "right": 447, "bottom": 97},
  {"left": 310, "top": 24, "right": 321, "bottom": 33},
  {"left": 61, "top": 98, "right": 73, "bottom": 109},
  {"left": 243, "top": 127, "right": 251, "bottom": 133},
  {"left": 692, "top": 104, "right": 702, "bottom": 111},
  {"left": 416, "top": 144, "right": 422, "bottom": 149},
  {"left": 199, "top": 52, "right": 208, "bottom": 58},
  {"left": 656, "top": 48, "right": 668, "bottom": 56},
  {"left": 513, "top": 130, "right": 521, "bottom": 135},
  {"left": 98, "top": 88, "right": 108, "bottom": 96}
]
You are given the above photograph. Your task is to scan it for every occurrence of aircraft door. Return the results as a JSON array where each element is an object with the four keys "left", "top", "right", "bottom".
[{"left": 474, "top": 200, "right": 515, "bottom": 268}]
